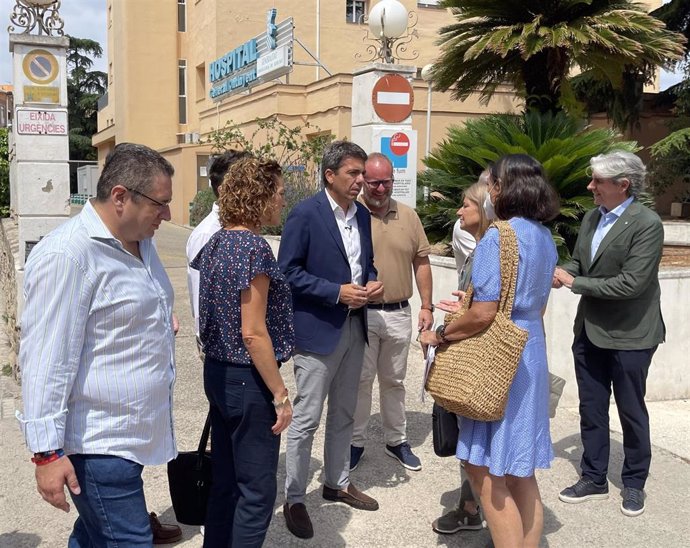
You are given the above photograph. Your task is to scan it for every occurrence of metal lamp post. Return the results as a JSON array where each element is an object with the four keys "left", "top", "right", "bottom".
[
  {"left": 420, "top": 64, "right": 434, "bottom": 202},
  {"left": 421, "top": 63, "right": 434, "bottom": 158}
]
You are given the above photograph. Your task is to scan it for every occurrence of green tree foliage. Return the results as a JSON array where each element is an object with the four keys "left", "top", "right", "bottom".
[
  {"left": 648, "top": 126, "right": 690, "bottom": 201},
  {"left": 189, "top": 188, "right": 216, "bottom": 227},
  {"left": 67, "top": 37, "right": 107, "bottom": 169},
  {"left": 418, "top": 110, "right": 636, "bottom": 260},
  {"left": 647, "top": 0, "right": 690, "bottom": 200},
  {"left": 195, "top": 116, "right": 334, "bottom": 232},
  {"left": 430, "top": 0, "right": 686, "bottom": 115},
  {"left": 0, "top": 128, "right": 9, "bottom": 217},
  {"left": 652, "top": 0, "right": 690, "bottom": 45},
  {"left": 573, "top": 1, "right": 690, "bottom": 130}
]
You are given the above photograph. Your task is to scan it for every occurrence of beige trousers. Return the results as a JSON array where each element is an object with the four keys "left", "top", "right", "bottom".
[{"left": 352, "top": 307, "right": 412, "bottom": 447}]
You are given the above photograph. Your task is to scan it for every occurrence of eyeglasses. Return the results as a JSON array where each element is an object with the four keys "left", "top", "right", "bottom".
[
  {"left": 364, "top": 178, "right": 394, "bottom": 189},
  {"left": 124, "top": 187, "right": 171, "bottom": 209}
]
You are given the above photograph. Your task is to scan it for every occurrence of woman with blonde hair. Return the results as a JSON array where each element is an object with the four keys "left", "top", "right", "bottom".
[
  {"left": 433, "top": 177, "right": 492, "bottom": 535},
  {"left": 191, "top": 156, "right": 295, "bottom": 547}
]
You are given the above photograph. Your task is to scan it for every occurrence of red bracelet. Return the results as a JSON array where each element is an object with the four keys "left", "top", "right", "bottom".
[{"left": 31, "top": 449, "right": 65, "bottom": 466}]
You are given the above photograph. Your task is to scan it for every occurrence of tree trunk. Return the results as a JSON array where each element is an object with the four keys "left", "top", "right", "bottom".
[{"left": 522, "top": 49, "right": 567, "bottom": 114}]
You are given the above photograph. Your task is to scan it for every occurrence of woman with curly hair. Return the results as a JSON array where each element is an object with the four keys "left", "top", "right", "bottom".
[{"left": 190, "top": 156, "right": 295, "bottom": 547}]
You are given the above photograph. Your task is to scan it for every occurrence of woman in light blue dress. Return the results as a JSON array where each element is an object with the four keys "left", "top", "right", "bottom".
[{"left": 421, "top": 154, "right": 559, "bottom": 547}]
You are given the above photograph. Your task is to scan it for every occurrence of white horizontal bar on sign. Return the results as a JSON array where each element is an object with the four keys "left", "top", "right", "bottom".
[{"left": 376, "top": 91, "right": 410, "bottom": 105}]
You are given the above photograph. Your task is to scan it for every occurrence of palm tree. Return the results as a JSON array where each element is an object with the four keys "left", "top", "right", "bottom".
[
  {"left": 417, "top": 110, "right": 637, "bottom": 260},
  {"left": 430, "top": 0, "right": 686, "bottom": 113}
]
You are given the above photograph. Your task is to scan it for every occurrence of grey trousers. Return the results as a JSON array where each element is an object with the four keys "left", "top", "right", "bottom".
[{"left": 285, "top": 314, "right": 365, "bottom": 503}]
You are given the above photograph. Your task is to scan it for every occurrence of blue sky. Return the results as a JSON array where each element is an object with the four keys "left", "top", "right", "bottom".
[{"left": 0, "top": 0, "right": 684, "bottom": 89}]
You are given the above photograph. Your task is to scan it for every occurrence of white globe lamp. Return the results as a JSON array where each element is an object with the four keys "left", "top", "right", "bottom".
[{"left": 368, "top": 0, "right": 409, "bottom": 39}]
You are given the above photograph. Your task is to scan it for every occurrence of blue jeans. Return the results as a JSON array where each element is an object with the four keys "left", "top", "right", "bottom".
[
  {"left": 68, "top": 454, "right": 152, "bottom": 548},
  {"left": 203, "top": 358, "right": 281, "bottom": 548}
]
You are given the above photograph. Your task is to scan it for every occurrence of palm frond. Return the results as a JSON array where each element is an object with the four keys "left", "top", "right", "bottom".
[{"left": 418, "top": 110, "right": 636, "bottom": 260}]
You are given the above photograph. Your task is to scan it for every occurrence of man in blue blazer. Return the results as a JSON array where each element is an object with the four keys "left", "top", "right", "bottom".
[
  {"left": 278, "top": 141, "right": 383, "bottom": 539},
  {"left": 554, "top": 151, "right": 665, "bottom": 518}
]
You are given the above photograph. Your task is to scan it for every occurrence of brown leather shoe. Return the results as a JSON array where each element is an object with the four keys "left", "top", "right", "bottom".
[
  {"left": 149, "top": 512, "right": 182, "bottom": 545},
  {"left": 322, "top": 483, "right": 379, "bottom": 511},
  {"left": 283, "top": 502, "right": 314, "bottom": 539}
]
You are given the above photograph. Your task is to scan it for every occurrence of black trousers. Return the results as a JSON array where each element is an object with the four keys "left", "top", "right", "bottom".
[
  {"left": 203, "top": 358, "right": 281, "bottom": 548},
  {"left": 572, "top": 330, "right": 656, "bottom": 490}
]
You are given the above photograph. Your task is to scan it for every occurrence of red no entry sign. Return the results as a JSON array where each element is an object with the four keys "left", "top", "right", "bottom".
[
  {"left": 389, "top": 132, "right": 410, "bottom": 156},
  {"left": 372, "top": 74, "right": 414, "bottom": 123}
]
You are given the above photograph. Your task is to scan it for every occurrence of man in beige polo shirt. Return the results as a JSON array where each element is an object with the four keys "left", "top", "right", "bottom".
[{"left": 350, "top": 152, "right": 434, "bottom": 471}]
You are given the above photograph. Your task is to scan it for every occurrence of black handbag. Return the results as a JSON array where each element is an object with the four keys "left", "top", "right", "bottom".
[
  {"left": 167, "top": 411, "right": 212, "bottom": 526},
  {"left": 432, "top": 403, "right": 459, "bottom": 457}
]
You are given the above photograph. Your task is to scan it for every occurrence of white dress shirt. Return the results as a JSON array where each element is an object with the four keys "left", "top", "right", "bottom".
[
  {"left": 325, "top": 188, "right": 363, "bottom": 286},
  {"left": 16, "top": 201, "right": 177, "bottom": 465},
  {"left": 452, "top": 219, "right": 477, "bottom": 288},
  {"left": 591, "top": 196, "right": 634, "bottom": 261},
  {"left": 186, "top": 203, "right": 221, "bottom": 334}
]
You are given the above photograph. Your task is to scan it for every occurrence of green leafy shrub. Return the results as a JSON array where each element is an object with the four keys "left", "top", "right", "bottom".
[
  {"left": 418, "top": 110, "right": 637, "bottom": 260},
  {"left": 204, "top": 116, "right": 333, "bottom": 234},
  {"left": 648, "top": 127, "right": 690, "bottom": 201},
  {"left": 0, "top": 128, "right": 9, "bottom": 218},
  {"left": 189, "top": 188, "right": 215, "bottom": 227}
]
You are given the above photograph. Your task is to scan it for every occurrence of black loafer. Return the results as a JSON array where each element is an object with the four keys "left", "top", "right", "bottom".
[
  {"left": 283, "top": 502, "right": 314, "bottom": 539},
  {"left": 322, "top": 483, "right": 379, "bottom": 511}
]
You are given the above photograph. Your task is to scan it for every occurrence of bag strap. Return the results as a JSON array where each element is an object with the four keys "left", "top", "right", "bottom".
[
  {"left": 197, "top": 410, "right": 211, "bottom": 455},
  {"left": 446, "top": 221, "right": 520, "bottom": 321},
  {"left": 492, "top": 220, "right": 520, "bottom": 315}
]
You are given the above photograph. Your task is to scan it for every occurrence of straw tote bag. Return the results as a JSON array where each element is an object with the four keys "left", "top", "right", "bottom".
[{"left": 426, "top": 221, "right": 528, "bottom": 421}]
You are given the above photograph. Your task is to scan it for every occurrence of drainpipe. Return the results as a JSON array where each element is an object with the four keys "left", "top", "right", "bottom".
[{"left": 316, "top": 0, "right": 320, "bottom": 81}]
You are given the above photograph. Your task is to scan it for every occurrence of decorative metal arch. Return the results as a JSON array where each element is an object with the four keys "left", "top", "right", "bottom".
[
  {"left": 355, "top": 11, "right": 419, "bottom": 65},
  {"left": 8, "top": 0, "right": 65, "bottom": 36}
]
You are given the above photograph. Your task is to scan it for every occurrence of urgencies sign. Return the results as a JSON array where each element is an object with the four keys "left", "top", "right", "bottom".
[{"left": 209, "top": 15, "right": 293, "bottom": 101}]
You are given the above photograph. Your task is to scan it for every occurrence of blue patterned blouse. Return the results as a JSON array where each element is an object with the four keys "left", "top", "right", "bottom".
[{"left": 190, "top": 229, "right": 295, "bottom": 364}]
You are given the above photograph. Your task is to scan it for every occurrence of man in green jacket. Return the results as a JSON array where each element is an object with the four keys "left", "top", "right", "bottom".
[{"left": 553, "top": 151, "right": 665, "bottom": 518}]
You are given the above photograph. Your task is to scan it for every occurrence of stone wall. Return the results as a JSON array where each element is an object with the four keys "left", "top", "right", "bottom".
[
  {"left": 0, "top": 219, "right": 19, "bottom": 380},
  {"left": 266, "top": 235, "right": 690, "bottom": 405}
]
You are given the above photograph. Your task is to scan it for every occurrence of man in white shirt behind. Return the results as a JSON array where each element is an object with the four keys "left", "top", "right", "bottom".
[
  {"left": 186, "top": 150, "right": 251, "bottom": 348},
  {"left": 452, "top": 220, "right": 476, "bottom": 288}
]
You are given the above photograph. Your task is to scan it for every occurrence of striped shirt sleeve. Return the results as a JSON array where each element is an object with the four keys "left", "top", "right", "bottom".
[{"left": 16, "top": 250, "right": 93, "bottom": 453}]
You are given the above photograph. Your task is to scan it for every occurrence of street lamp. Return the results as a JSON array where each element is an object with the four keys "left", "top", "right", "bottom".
[{"left": 367, "top": 0, "right": 409, "bottom": 63}]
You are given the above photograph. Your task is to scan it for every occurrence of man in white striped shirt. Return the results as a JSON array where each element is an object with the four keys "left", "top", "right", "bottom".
[{"left": 16, "top": 143, "right": 178, "bottom": 547}]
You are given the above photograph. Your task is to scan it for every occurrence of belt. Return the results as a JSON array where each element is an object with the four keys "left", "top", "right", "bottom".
[
  {"left": 367, "top": 300, "right": 409, "bottom": 311},
  {"left": 347, "top": 307, "right": 365, "bottom": 317}
]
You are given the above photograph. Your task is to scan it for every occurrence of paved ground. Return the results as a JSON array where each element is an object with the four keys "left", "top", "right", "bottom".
[{"left": 1, "top": 219, "right": 689, "bottom": 547}]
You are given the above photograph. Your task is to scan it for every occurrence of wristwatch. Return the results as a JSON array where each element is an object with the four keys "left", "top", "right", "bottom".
[
  {"left": 435, "top": 324, "right": 449, "bottom": 344},
  {"left": 273, "top": 394, "right": 290, "bottom": 408},
  {"left": 421, "top": 304, "right": 435, "bottom": 312}
]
